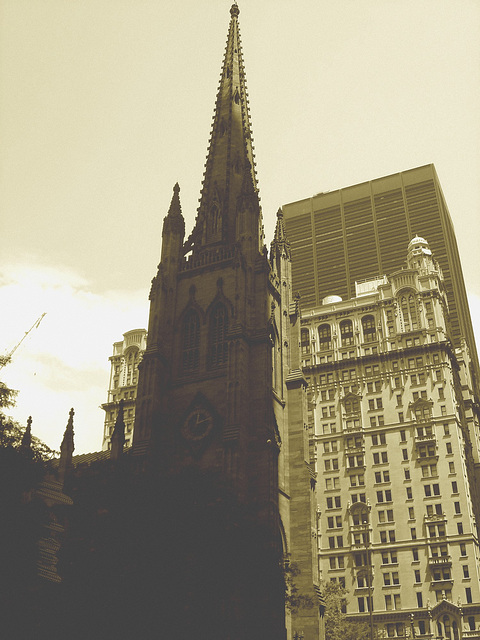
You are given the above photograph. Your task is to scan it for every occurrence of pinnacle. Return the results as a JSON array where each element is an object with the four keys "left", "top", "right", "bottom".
[
  {"left": 191, "top": 2, "right": 261, "bottom": 250},
  {"left": 164, "top": 182, "right": 185, "bottom": 237}
]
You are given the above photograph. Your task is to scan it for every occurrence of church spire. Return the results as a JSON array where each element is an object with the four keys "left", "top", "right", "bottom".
[{"left": 187, "top": 3, "right": 262, "bottom": 252}]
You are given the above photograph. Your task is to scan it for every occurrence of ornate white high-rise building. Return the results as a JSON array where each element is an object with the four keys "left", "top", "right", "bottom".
[
  {"left": 301, "top": 237, "right": 480, "bottom": 638},
  {"left": 101, "top": 329, "right": 147, "bottom": 451}
]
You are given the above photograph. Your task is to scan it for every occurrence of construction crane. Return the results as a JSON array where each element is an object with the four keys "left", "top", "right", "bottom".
[{"left": 0, "top": 312, "right": 47, "bottom": 369}]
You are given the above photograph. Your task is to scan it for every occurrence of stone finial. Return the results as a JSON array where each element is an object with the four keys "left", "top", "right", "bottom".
[{"left": 230, "top": 2, "right": 239, "bottom": 17}]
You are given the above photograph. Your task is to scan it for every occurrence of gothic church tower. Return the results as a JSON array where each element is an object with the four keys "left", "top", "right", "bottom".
[{"left": 133, "top": 5, "right": 321, "bottom": 638}]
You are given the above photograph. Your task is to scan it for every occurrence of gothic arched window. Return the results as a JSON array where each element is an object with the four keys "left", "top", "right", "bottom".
[
  {"left": 318, "top": 324, "right": 332, "bottom": 351},
  {"left": 210, "top": 304, "right": 228, "bottom": 367},
  {"left": 362, "top": 315, "right": 376, "bottom": 343},
  {"left": 182, "top": 310, "right": 200, "bottom": 372},
  {"left": 340, "top": 319, "right": 354, "bottom": 346}
]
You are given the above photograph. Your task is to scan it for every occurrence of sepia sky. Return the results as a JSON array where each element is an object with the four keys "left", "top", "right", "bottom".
[{"left": 1, "top": 0, "right": 479, "bottom": 453}]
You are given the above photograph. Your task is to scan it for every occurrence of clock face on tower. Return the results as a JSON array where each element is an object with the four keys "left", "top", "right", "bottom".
[{"left": 181, "top": 408, "right": 214, "bottom": 441}]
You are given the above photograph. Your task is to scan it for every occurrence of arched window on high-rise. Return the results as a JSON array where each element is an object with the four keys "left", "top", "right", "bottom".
[
  {"left": 399, "top": 292, "right": 419, "bottom": 332},
  {"left": 318, "top": 324, "right": 332, "bottom": 351},
  {"left": 361, "top": 315, "right": 376, "bottom": 343},
  {"left": 340, "top": 319, "right": 354, "bottom": 346},
  {"left": 301, "top": 328, "right": 310, "bottom": 355},
  {"left": 210, "top": 304, "right": 228, "bottom": 367},
  {"left": 182, "top": 310, "right": 200, "bottom": 372}
]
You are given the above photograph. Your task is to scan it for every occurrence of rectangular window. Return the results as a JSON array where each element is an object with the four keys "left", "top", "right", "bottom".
[
  {"left": 460, "top": 543, "right": 467, "bottom": 556},
  {"left": 404, "top": 468, "right": 410, "bottom": 480},
  {"left": 416, "top": 592, "right": 423, "bottom": 607},
  {"left": 463, "top": 565, "right": 470, "bottom": 578},
  {"left": 457, "top": 523, "right": 464, "bottom": 534},
  {"left": 406, "top": 487, "right": 412, "bottom": 499},
  {"left": 402, "top": 448, "right": 408, "bottom": 460},
  {"left": 454, "top": 502, "right": 461, "bottom": 514},
  {"left": 414, "top": 569, "right": 421, "bottom": 583},
  {"left": 412, "top": 548, "right": 419, "bottom": 561},
  {"left": 466, "top": 587, "right": 472, "bottom": 603},
  {"left": 411, "top": 528, "right": 416, "bottom": 539}
]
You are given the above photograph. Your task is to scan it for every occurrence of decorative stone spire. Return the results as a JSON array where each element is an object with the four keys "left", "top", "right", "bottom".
[
  {"left": 271, "top": 208, "right": 291, "bottom": 260},
  {"left": 187, "top": 3, "right": 262, "bottom": 252},
  {"left": 163, "top": 182, "right": 185, "bottom": 237},
  {"left": 110, "top": 399, "right": 126, "bottom": 461},
  {"left": 58, "top": 408, "right": 75, "bottom": 484},
  {"left": 20, "top": 415, "right": 33, "bottom": 454}
]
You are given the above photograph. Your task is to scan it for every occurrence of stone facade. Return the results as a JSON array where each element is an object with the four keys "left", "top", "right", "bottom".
[{"left": 301, "top": 237, "right": 480, "bottom": 638}]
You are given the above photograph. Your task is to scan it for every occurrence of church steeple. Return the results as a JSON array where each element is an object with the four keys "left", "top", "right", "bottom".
[{"left": 186, "top": 3, "right": 262, "bottom": 253}]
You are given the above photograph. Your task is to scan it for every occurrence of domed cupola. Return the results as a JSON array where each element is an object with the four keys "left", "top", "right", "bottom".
[{"left": 407, "top": 235, "right": 434, "bottom": 271}]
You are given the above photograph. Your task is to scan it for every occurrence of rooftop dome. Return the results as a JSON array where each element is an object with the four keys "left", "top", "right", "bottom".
[{"left": 408, "top": 235, "right": 429, "bottom": 249}]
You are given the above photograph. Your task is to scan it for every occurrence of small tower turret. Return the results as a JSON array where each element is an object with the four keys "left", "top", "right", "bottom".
[
  {"left": 58, "top": 408, "right": 75, "bottom": 485},
  {"left": 270, "top": 208, "right": 291, "bottom": 274},
  {"left": 160, "top": 182, "right": 185, "bottom": 276},
  {"left": 407, "top": 235, "right": 441, "bottom": 277},
  {"left": 19, "top": 415, "right": 33, "bottom": 455},
  {"left": 110, "top": 399, "right": 126, "bottom": 461}
]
